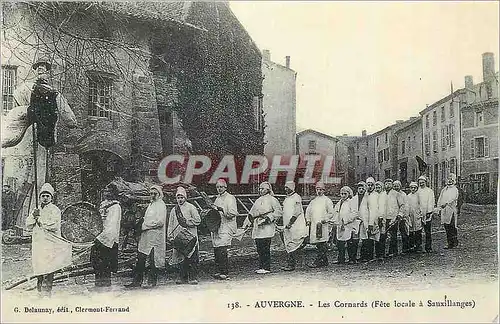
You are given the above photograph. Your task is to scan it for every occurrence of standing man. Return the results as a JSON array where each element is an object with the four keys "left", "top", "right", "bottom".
[
  {"left": 305, "top": 182, "right": 335, "bottom": 268},
  {"left": 417, "top": 175, "right": 435, "bottom": 253},
  {"left": 211, "top": 179, "right": 238, "bottom": 280},
  {"left": 125, "top": 185, "right": 167, "bottom": 288},
  {"left": 244, "top": 182, "right": 282, "bottom": 274},
  {"left": 2, "top": 184, "right": 16, "bottom": 230},
  {"left": 348, "top": 182, "right": 367, "bottom": 264},
  {"left": 437, "top": 173, "right": 459, "bottom": 249},
  {"left": 334, "top": 186, "right": 355, "bottom": 264},
  {"left": 167, "top": 187, "right": 201, "bottom": 284},
  {"left": 393, "top": 180, "right": 410, "bottom": 254},
  {"left": 26, "top": 183, "right": 71, "bottom": 297},
  {"left": 91, "top": 185, "right": 122, "bottom": 288},
  {"left": 406, "top": 182, "right": 423, "bottom": 253},
  {"left": 359, "top": 177, "right": 380, "bottom": 262},
  {"left": 280, "top": 181, "right": 308, "bottom": 271},
  {"left": 382, "top": 179, "right": 406, "bottom": 257}
]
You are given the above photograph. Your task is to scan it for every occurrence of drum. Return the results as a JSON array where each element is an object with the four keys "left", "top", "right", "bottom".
[
  {"left": 172, "top": 228, "right": 197, "bottom": 257},
  {"left": 205, "top": 209, "right": 221, "bottom": 233}
]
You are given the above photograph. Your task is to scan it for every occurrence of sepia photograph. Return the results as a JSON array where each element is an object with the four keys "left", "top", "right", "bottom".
[{"left": 1, "top": 0, "right": 499, "bottom": 322}]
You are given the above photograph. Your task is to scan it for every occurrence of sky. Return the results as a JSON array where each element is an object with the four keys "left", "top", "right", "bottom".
[{"left": 229, "top": 1, "right": 499, "bottom": 137}]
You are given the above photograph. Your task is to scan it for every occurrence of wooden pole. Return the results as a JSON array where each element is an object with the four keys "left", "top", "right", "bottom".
[{"left": 32, "top": 122, "right": 38, "bottom": 208}]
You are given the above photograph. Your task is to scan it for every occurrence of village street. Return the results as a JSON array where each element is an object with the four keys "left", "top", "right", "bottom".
[{"left": 2, "top": 204, "right": 497, "bottom": 302}]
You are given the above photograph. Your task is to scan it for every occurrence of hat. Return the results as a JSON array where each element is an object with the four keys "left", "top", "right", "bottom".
[
  {"left": 151, "top": 185, "right": 165, "bottom": 199},
  {"left": 315, "top": 181, "right": 325, "bottom": 189},
  {"left": 175, "top": 186, "right": 187, "bottom": 198},
  {"left": 32, "top": 57, "right": 52, "bottom": 71},
  {"left": 285, "top": 181, "right": 295, "bottom": 191},
  {"left": 366, "top": 177, "right": 375, "bottom": 184},
  {"left": 216, "top": 179, "right": 227, "bottom": 188},
  {"left": 39, "top": 183, "right": 55, "bottom": 197},
  {"left": 384, "top": 178, "right": 393, "bottom": 183},
  {"left": 418, "top": 175, "right": 428, "bottom": 182},
  {"left": 409, "top": 182, "right": 418, "bottom": 188},
  {"left": 259, "top": 182, "right": 274, "bottom": 195},
  {"left": 393, "top": 180, "right": 402, "bottom": 186},
  {"left": 448, "top": 173, "right": 457, "bottom": 184},
  {"left": 357, "top": 181, "right": 367, "bottom": 187},
  {"left": 375, "top": 181, "right": 384, "bottom": 187}
]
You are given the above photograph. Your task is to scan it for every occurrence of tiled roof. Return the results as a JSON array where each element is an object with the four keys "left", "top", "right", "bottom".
[{"left": 99, "top": 1, "right": 205, "bottom": 31}]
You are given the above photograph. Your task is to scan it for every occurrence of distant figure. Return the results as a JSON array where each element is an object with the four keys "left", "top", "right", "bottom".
[
  {"left": 437, "top": 173, "right": 459, "bottom": 249},
  {"left": 359, "top": 177, "right": 380, "bottom": 262},
  {"left": 280, "top": 181, "right": 308, "bottom": 271},
  {"left": 26, "top": 183, "right": 71, "bottom": 298},
  {"left": 91, "top": 186, "right": 122, "bottom": 288},
  {"left": 305, "top": 182, "right": 334, "bottom": 268},
  {"left": 168, "top": 187, "right": 201, "bottom": 284},
  {"left": 417, "top": 175, "right": 436, "bottom": 253},
  {"left": 244, "top": 182, "right": 282, "bottom": 274},
  {"left": 406, "top": 182, "right": 423, "bottom": 253},
  {"left": 333, "top": 186, "right": 356, "bottom": 264},
  {"left": 2, "top": 184, "right": 16, "bottom": 230},
  {"left": 125, "top": 185, "right": 167, "bottom": 288},
  {"left": 210, "top": 179, "right": 238, "bottom": 280}
]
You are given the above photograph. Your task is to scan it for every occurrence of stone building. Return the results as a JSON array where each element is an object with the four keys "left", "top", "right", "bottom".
[
  {"left": 261, "top": 50, "right": 297, "bottom": 157},
  {"left": 419, "top": 88, "right": 464, "bottom": 193},
  {"left": 1, "top": 2, "right": 264, "bottom": 215},
  {"left": 394, "top": 117, "right": 423, "bottom": 187},
  {"left": 460, "top": 52, "right": 499, "bottom": 203},
  {"left": 351, "top": 130, "right": 376, "bottom": 183}
]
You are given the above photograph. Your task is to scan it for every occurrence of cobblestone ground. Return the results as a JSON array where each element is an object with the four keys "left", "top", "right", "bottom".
[{"left": 2, "top": 204, "right": 497, "bottom": 298}]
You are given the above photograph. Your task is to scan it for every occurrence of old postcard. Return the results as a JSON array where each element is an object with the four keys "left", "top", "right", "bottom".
[{"left": 1, "top": 1, "right": 499, "bottom": 323}]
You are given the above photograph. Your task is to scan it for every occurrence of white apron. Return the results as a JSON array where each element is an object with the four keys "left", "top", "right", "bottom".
[
  {"left": 305, "top": 195, "right": 334, "bottom": 244},
  {"left": 282, "top": 193, "right": 307, "bottom": 253},
  {"left": 138, "top": 199, "right": 167, "bottom": 268},
  {"left": 407, "top": 193, "right": 423, "bottom": 232},
  {"left": 211, "top": 192, "right": 238, "bottom": 247},
  {"left": 246, "top": 194, "right": 282, "bottom": 239},
  {"left": 167, "top": 202, "right": 201, "bottom": 265},
  {"left": 438, "top": 186, "right": 459, "bottom": 226}
]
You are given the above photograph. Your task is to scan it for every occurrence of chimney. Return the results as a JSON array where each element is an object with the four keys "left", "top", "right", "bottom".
[
  {"left": 285, "top": 56, "right": 290, "bottom": 68},
  {"left": 464, "top": 75, "right": 474, "bottom": 89},
  {"left": 361, "top": 130, "right": 367, "bottom": 137},
  {"left": 482, "top": 52, "right": 495, "bottom": 82},
  {"left": 263, "top": 49, "right": 271, "bottom": 61}
]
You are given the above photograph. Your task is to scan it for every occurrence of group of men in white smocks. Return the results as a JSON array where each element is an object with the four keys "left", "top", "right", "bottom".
[{"left": 25, "top": 172, "right": 461, "bottom": 295}]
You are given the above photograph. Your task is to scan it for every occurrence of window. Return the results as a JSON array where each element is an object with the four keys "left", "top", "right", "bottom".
[
  {"left": 383, "top": 148, "right": 389, "bottom": 161},
  {"left": 471, "top": 137, "right": 489, "bottom": 158},
  {"left": 364, "top": 157, "right": 367, "bottom": 165},
  {"left": 425, "top": 114, "right": 429, "bottom": 128},
  {"left": 486, "top": 83, "right": 493, "bottom": 99},
  {"left": 384, "top": 169, "right": 391, "bottom": 179},
  {"left": 433, "top": 111, "right": 437, "bottom": 126},
  {"left": 2, "top": 66, "right": 17, "bottom": 112},
  {"left": 441, "top": 161, "right": 446, "bottom": 184},
  {"left": 432, "top": 131, "right": 438, "bottom": 153},
  {"left": 424, "top": 134, "right": 430, "bottom": 155},
  {"left": 401, "top": 140, "right": 406, "bottom": 154},
  {"left": 356, "top": 142, "right": 359, "bottom": 150},
  {"left": 449, "top": 124, "right": 455, "bottom": 147},
  {"left": 88, "top": 76, "right": 112, "bottom": 118},
  {"left": 378, "top": 151, "right": 383, "bottom": 163},
  {"left": 441, "top": 128, "right": 446, "bottom": 151},
  {"left": 469, "top": 173, "right": 490, "bottom": 193},
  {"left": 357, "top": 155, "right": 360, "bottom": 166},
  {"left": 385, "top": 133, "right": 388, "bottom": 143},
  {"left": 308, "top": 140, "right": 317, "bottom": 151},
  {"left": 376, "top": 137, "right": 379, "bottom": 146},
  {"left": 408, "top": 136, "right": 411, "bottom": 151},
  {"left": 475, "top": 111, "right": 484, "bottom": 127},
  {"left": 449, "top": 158, "right": 456, "bottom": 175},
  {"left": 445, "top": 125, "right": 450, "bottom": 147},
  {"left": 252, "top": 96, "right": 263, "bottom": 131},
  {"left": 441, "top": 106, "right": 445, "bottom": 122},
  {"left": 449, "top": 103, "right": 454, "bottom": 118}
]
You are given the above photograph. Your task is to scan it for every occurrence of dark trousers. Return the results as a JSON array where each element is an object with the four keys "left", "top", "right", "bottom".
[
  {"left": 255, "top": 238, "right": 271, "bottom": 271},
  {"left": 423, "top": 217, "right": 433, "bottom": 252},
  {"left": 387, "top": 219, "right": 399, "bottom": 255},
  {"left": 375, "top": 219, "right": 389, "bottom": 258},
  {"left": 214, "top": 246, "right": 229, "bottom": 275},
  {"left": 347, "top": 239, "right": 359, "bottom": 263},
  {"left": 286, "top": 248, "right": 301, "bottom": 268},
  {"left": 360, "top": 239, "right": 374, "bottom": 261},
  {"left": 444, "top": 215, "right": 459, "bottom": 248},
  {"left": 409, "top": 230, "right": 423, "bottom": 252},
  {"left": 131, "top": 248, "right": 157, "bottom": 286},
  {"left": 314, "top": 242, "right": 329, "bottom": 266},
  {"left": 37, "top": 272, "right": 54, "bottom": 295},
  {"left": 91, "top": 240, "right": 118, "bottom": 287},
  {"left": 399, "top": 220, "right": 410, "bottom": 253},
  {"left": 180, "top": 246, "right": 199, "bottom": 281}
]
